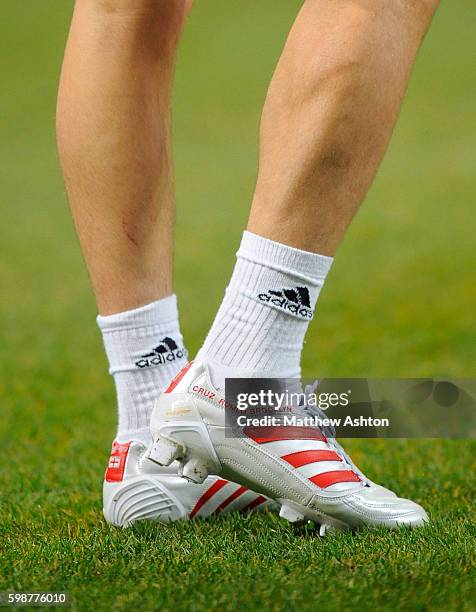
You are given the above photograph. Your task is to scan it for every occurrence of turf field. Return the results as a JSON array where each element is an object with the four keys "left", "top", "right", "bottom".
[{"left": 1, "top": 1, "right": 475, "bottom": 610}]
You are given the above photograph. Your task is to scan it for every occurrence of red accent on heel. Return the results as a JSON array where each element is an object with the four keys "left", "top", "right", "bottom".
[{"left": 105, "top": 441, "right": 131, "bottom": 483}]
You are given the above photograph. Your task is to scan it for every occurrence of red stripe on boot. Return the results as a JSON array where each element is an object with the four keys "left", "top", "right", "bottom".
[
  {"left": 244, "top": 425, "right": 326, "bottom": 444},
  {"left": 214, "top": 486, "right": 248, "bottom": 515},
  {"left": 189, "top": 478, "right": 228, "bottom": 519},
  {"left": 240, "top": 495, "right": 267, "bottom": 513},
  {"left": 281, "top": 449, "right": 342, "bottom": 468},
  {"left": 309, "top": 470, "right": 361, "bottom": 489}
]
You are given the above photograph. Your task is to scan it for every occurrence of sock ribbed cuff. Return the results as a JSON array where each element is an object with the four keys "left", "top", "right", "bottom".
[
  {"left": 97, "top": 295, "right": 179, "bottom": 332},
  {"left": 238, "top": 231, "right": 333, "bottom": 284}
]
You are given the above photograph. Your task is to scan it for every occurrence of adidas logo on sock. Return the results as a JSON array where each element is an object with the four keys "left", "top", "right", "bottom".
[
  {"left": 135, "top": 337, "right": 187, "bottom": 368},
  {"left": 258, "top": 286, "right": 313, "bottom": 319}
]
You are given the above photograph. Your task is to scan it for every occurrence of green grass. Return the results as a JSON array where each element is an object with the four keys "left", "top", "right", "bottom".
[{"left": 1, "top": 1, "right": 475, "bottom": 610}]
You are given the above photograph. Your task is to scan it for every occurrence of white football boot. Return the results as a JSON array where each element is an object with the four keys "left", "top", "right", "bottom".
[
  {"left": 148, "top": 361, "right": 429, "bottom": 533},
  {"left": 103, "top": 440, "right": 272, "bottom": 527}
]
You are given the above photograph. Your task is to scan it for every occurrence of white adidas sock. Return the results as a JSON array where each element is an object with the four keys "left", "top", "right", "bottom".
[
  {"left": 97, "top": 295, "right": 188, "bottom": 444},
  {"left": 197, "top": 231, "right": 333, "bottom": 389}
]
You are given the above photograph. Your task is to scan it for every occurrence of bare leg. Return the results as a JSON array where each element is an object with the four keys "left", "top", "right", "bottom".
[
  {"left": 56, "top": 0, "right": 194, "bottom": 465},
  {"left": 248, "top": 0, "right": 439, "bottom": 255},
  {"left": 57, "top": 0, "right": 192, "bottom": 315},
  {"left": 197, "top": 0, "right": 440, "bottom": 385}
]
